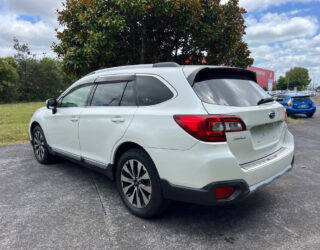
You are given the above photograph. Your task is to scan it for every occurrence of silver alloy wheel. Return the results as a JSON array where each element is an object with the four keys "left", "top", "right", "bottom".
[
  {"left": 121, "top": 159, "right": 152, "bottom": 208},
  {"left": 34, "top": 130, "right": 45, "bottom": 160}
]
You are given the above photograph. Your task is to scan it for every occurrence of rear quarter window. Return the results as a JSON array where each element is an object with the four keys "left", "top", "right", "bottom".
[{"left": 136, "top": 76, "right": 173, "bottom": 106}]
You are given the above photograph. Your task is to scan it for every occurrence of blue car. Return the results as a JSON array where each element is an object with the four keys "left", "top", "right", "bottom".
[{"left": 276, "top": 94, "right": 316, "bottom": 117}]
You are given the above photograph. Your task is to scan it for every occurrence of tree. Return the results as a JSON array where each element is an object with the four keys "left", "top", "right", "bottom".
[
  {"left": 10, "top": 38, "right": 72, "bottom": 101},
  {"left": 0, "top": 57, "right": 19, "bottom": 103},
  {"left": 277, "top": 67, "right": 311, "bottom": 91},
  {"left": 53, "top": 0, "right": 253, "bottom": 77}
]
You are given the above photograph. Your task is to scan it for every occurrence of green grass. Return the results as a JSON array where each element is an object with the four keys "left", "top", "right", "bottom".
[{"left": 0, "top": 102, "right": 44, "bottom": 145}]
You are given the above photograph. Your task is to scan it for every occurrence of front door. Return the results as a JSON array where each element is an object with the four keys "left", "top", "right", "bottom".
[{"left": 45, "top": 84, "right": 93, "bottom": 158}]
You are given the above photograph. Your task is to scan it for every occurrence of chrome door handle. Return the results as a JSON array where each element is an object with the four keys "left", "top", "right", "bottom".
[
  {"left": 70, "top": 116, "right": 79, "bottom": 122},
  {"left": 111, "top": 117, "right": 125, "bottom": 123}
]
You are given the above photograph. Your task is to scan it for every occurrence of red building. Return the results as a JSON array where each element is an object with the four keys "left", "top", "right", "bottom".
[{"left": 247, "top": 66, "right": 275, "bottom": 90}]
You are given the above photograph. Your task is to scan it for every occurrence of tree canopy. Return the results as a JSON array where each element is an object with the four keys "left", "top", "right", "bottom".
[
  {"left": 53, "top": 0, "right": 254, "bottom": 77},
  {"left": 276, "top": 67, "right": 311, "bottom": 91}
]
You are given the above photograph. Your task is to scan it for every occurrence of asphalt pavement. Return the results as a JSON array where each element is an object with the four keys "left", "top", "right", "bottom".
[{"left": 1, "top": 101, "right": 320, "bottom": 249}]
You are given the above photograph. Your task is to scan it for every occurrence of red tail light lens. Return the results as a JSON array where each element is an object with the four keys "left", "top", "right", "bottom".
[
  {"left": 173, "top": 115, "right": 246, "bottom": 142},
  {"left": 216, "top": 186, "right": 235, "bottom": 199},
  {"left": 283, "top": 108, "right": 287, "bottom": 121}
]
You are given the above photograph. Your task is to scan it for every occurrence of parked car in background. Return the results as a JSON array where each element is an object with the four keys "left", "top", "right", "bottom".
[
  {"left": 276, "top": 93, "right": 316, "bottom": 117},
  {"left": 29, "top": 63, "right": 295, "bottom": 218}
]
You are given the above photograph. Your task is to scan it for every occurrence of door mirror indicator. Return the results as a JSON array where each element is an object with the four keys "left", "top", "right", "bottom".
[{"left": 46, "top": 98, "right": 57, "bottom": 114}]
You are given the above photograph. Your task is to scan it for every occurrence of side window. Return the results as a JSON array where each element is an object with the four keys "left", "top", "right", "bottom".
[
  {"left": 91, "top": 82, "right": 127, "bottom": 106},
  {"left": 136, "top": 76, "right": 173, "bottom": 106},
  {"left": 59, "top": 85, "right": 92, "bottom": 108},
  {"left": 120, "top": 81, "right": 136, "bottom": 106}
]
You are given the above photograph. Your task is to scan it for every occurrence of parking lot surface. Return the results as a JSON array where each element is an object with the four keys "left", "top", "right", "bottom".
[{"left": 1, "top": 101, "right": 320, "bottom": 249}]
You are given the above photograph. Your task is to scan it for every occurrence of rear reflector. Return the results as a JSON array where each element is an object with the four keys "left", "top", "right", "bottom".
[
  {"left": 216, "top": 187, "right": 235, "bottom": 199},
  {"left": 173, "top": 115, "right": 246, "bottom": 142}
]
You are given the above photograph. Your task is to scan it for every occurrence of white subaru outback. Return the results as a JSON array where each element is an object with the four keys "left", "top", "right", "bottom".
[{"left": 29, "top": 62, "right": 294, "bottom": 218}]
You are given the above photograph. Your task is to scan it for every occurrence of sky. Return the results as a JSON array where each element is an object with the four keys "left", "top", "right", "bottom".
[{"left": 0, "top": 0, "right": 320, "bottom": 83}]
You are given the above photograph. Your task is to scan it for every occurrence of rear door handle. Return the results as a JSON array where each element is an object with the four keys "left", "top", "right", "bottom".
[
  {"left": 111, "top": 117, "right": 125, "bottom": 123},
  {"left": 70, "top": 116, "right": 79, "bottom": 122}
]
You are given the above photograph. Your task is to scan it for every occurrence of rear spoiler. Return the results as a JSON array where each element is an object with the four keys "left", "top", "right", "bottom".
[{"left": 187, "top": 67, "right": 257, "bottom": 86}]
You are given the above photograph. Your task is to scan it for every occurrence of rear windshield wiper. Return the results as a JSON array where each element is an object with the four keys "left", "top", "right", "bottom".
[{"left": 257, "top": 97, "right": 274, "bottom": 105}]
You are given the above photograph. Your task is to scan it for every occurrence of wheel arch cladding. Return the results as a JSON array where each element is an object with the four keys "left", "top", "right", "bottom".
[
  {"left": 113, "top": 142, "right": 158, "bottom": 179},
  {"left": 30, "top": 121, "right": 41, "bottom": 137}
]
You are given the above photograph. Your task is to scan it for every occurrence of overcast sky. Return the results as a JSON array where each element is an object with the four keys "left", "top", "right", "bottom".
[{"left": 0, "top": 0, "right": 320, "bottom": 82}]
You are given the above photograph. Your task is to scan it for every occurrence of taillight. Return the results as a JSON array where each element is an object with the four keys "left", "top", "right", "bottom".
[
  {"left": 216, "top": 186, "right": 235, "bottom": 199},
  {"left": 173, "top": 115, "right": 246, "bottom": 142},
  {"left": 284, "top": 108, "right": 287, "bottom": 121},
  {"left": 288, "top": 98, "right": 293, "bottom": 107}
]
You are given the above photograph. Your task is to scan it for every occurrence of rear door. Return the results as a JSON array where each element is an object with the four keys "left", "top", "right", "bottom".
[
  {"left": 191, "top": 68, "right": 286, "bottom": 164},
  {"left": 79, "top": 75, "right": 137, "bottom": 166}
]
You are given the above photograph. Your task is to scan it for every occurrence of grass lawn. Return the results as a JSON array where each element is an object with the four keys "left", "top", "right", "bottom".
[{"left": 0, "top": 102, "right": 44, "bottom": 145}]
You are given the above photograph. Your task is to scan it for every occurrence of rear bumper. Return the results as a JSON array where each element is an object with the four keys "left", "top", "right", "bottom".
[
  {"left": 286, "top": 106, "right": 316, "bottom": 115},
  {"left": 161, "top": 159, "right": 294, "bottom": 205}
]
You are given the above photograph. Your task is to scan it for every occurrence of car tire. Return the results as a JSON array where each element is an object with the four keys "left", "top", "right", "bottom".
[
  {"left": 306, "top": 113, "right": 314, "bottom": 118},
  {"left": 116, "top": 148, "right": 168, "bottom": 218},
  {"left": 32, "top": 125, "right": 54, "bottom": 164}
]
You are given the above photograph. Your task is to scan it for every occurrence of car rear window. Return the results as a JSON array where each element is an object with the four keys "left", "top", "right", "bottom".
[
  {"left": 91, "top": 82, "right": 127, "bottom": 106},
  {"left": 292, "top": 96, "right": 311, "bottom": 102},
  {"left": 193, "top": 78, "right": 270, "bottom": 107}
]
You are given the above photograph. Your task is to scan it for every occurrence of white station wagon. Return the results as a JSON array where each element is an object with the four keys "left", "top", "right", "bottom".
[{"left": 29, "top": 62, "right": 294, "bottom": 218}]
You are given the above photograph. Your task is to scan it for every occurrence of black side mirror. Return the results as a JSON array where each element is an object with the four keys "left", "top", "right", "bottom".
[{"left": 46, "top": 98, "right": 57, "bottom": 114}]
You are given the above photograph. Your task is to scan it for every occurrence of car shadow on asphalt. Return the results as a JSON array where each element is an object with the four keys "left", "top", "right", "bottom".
[{"left": 50, "top": 157, "right": 273, "bottom": 227}]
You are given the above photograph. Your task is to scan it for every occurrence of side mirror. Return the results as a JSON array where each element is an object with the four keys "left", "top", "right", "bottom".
[{"left": 46, "top": 98, "right": 57, "bottom": 114}]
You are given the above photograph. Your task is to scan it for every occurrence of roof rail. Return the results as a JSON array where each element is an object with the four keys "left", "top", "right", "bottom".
[
  {"left": 153, "top": 62, "right": 180, "bottom": 68},
  {"left": 85, "top": 64, "right": 153, "bottom": 76},
  {"left": 85, "top": 62, "right": 179, "bottom": 76}
]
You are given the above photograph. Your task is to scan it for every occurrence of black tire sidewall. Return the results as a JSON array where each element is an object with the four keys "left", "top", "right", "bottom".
[
  {"left": 32, "top": 126, "right": 50, "bottom": 164},
  {"left": 116, "top": 148, "right": 165, "bottom": 218}
]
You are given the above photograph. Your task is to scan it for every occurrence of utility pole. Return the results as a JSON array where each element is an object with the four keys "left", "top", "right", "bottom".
[{"left": 287, "top": 75, "right": 290, "bottom": 91}]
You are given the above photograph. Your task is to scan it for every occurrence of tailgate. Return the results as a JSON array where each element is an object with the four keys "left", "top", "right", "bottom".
[{"left": 203, "top": 102, "right": 286, "bottom": 164}]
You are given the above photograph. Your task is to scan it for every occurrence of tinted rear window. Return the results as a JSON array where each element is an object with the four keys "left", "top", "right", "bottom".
[
  {"left": 292, "top": 96, "right": 311, "bottom": 102},
  {"left": 91, "top": 82, "right": 127, "bottom": 106},
  {"left": 193, "top": 79, "right": 270, "bottom": 107},
  {"left": 120, "top": 81, "right": 136, "bottom": 106},
  {"left": 136, "top": 76, "right": 173, "bottom": 106}
]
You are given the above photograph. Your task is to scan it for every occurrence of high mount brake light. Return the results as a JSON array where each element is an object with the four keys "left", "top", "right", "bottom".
[{"left": 173, "top": 115, "right": 246, "bottom": 142}]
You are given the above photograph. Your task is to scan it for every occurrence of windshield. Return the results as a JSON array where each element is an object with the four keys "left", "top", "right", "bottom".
[{"left": 193, "top": 78, "right": 270, "bottom": 107}]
